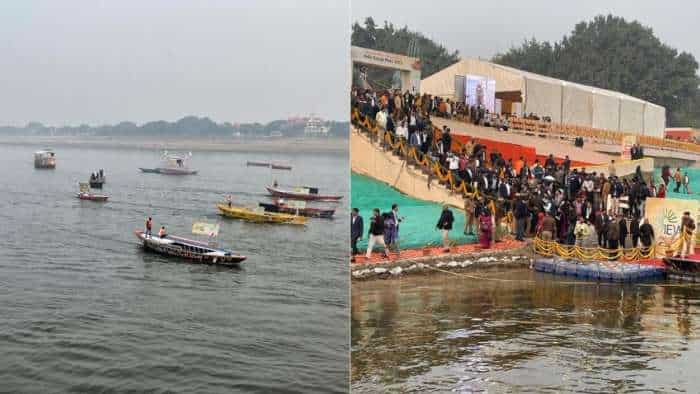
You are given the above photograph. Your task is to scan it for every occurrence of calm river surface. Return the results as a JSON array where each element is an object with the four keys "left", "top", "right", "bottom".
[
  {"left": 0, "top": 142, "right": 348, "bottom": 393},
  {"left": 352, "top": 268, "right": 700, "bottom": 393}
]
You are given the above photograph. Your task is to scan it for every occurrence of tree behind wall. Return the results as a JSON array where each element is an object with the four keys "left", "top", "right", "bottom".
[
  {"left": 492, "top": 14, "right": 700, "bottom": 127},
  {"left": 351, "top": 17, "right": 460, "bottom": 90}
]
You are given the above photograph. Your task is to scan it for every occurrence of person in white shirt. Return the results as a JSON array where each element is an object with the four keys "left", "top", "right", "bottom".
[{"left": 396, "top": 121, "right": 408, "bottom": 140}]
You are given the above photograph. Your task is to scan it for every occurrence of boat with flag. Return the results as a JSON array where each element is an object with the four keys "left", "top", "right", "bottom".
[
  {"left": 217, "top": 202, "right": 307, "bottom": 225},
  {"left": 134, "top": 221, "right": 246, "bottom": 266},
  {"left": 139, "top": 151, "right": 198, "bottom": 175},
  {"left": 259, "top": 199, "right": 335, "bottom": 219},
  {"left": 76, "top": 182, "right": 109, "bottom": 202},
  {"left": 266, "top": 185, "right": 342, "bottom": 202}
]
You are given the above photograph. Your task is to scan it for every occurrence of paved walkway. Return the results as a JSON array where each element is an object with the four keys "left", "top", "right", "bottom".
[{"left": 352, "top": 239, "right": 526, "bottom": 265}]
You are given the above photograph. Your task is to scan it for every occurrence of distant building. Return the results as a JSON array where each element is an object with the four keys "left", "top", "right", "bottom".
[
  {"left": 269, "top": 130, "right": 283, "bottom": 138},
  {"left": 304, "top": 115, "right": 329, "bottom": 135},
  {"left": 665, "top": 127, "right": 700, "bottom": 143}
]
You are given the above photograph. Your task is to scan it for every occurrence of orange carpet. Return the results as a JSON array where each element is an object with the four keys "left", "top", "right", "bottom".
[{"left": 351, "top": 239, "right": 526, "bottom": 265}]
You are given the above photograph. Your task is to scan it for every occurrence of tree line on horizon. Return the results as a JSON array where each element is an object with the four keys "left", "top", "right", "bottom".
[
  {"left": 352, "top": 15, "right": 700, "bottom": 127},
  {"left": 0, "top": 116, "right": 349, "bottom": 138}
]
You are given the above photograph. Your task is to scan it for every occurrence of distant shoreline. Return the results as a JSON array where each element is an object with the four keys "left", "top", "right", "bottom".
[{"left": 0, "top": 136, "right": 348, "bottom": 154}]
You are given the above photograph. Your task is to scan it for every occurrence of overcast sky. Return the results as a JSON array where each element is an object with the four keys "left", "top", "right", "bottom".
[
  {"left": 0, "top": 0, "right": 349, "bottom": 126},
  {"left": 353, "top": 0, "right": 700, "bottom": 73}
]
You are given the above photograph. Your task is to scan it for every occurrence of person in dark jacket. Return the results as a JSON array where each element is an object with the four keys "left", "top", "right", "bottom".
[
  {"left": 639, "top": 218, "right": 655, "bottom": 249},
  {"left": 350, "top": 208, "right": 363, "bottom": 256},
  {"left": 441, "top": 127, "right": 452, "bottom": 155},
  {"left": 630, "top": 215, "right": 640, "bottom": 248},
  {"left": 514, "top": 197, "right": 528, "bottom": 241},
  {"left": 618, "top": 215, "right": 628, "bottom": 248},
  {"left": 436, "top": 205, "right": 455, "bottom": 252},
  {"left": 365, "top": 208, "right": 388, "bottom": 259}
]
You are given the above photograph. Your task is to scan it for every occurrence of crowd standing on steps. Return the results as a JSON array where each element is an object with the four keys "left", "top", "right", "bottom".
[{"left": 351, "top": 87, "right": 693, "bottom": 258}]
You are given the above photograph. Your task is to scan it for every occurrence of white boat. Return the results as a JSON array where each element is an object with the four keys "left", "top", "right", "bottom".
[
  {"left": 34, "top": 149, "right": 56, "bottom": 169},
  {"left": 139, "top": 151, "right": 198, "bottom": 175}
]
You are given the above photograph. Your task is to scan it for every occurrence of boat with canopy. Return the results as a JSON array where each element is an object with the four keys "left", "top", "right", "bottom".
[
  {"left": 135, "top": 221, "right": 246, "bottom": 266},
  {"left": 266, "top": 185, "right": 342, "bottom": 202}
]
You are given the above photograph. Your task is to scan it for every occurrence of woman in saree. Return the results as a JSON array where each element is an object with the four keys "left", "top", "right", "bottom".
[{"left": 479, "top": 208, "right": 493, "bottom": 249}]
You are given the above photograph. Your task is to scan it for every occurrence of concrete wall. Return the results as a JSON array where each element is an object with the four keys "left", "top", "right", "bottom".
[{"left": 351, "top": 129, "right": 464, "bottom": 208}]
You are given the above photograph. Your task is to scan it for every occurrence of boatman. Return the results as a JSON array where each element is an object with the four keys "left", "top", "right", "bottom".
[
  {"left": 145, "top": 217, "right": 153, "bottom": 238},
  {"left": 158, "top": 226, "right": 167, "bottom": 239},
  {"left": 226, "top": 195, "right": 233, "bottom": 208}
]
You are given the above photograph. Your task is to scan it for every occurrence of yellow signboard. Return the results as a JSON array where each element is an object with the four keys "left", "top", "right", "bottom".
[{"left": 644, "top": 198, "right": 700, "bottom": 254}]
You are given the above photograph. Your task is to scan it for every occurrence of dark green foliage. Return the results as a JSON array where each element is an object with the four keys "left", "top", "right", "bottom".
[
  {"left": 492, "top": 15, "right": 700, "bottom": 127},
  {"left": 351, "top": 17, "right": 460, "bottom": 89}
]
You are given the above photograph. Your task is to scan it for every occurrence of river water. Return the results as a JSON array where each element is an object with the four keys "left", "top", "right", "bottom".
[
  {"left": 352, "top": 268, "right": 700, "bottom": 393},
  {"left": 0, "top": 142, "right": 348, "bottom": 393}
]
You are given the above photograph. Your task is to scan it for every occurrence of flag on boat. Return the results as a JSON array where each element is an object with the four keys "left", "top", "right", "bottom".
[{"left": 192, "top": 221, "right": 220, "bottom": 237}]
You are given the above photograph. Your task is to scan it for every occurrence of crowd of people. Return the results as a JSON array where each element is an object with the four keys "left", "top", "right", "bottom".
[{"left": 351, "top": 87, "right": 695, "bottom": 260}]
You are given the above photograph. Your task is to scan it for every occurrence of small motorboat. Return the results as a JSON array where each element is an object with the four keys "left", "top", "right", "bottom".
[
  {"left": 34, "top": 149, "right": 56, "bottom": 169},
  {"left": 259, "top": 199, "right": 334, "bottom": 218},
  {"left": 134, "top": 230, "right": 246, "bottom": 266},
  {"left": 270, "top": 164, "right": 292, "bottom": 170},
  {"left": 246, "top": 161, "right": 271, "bottom": 168},
  {"left": 246, "top": 161, "right": 292, "bottom": 171},
  {"left": 76, "top": 182, "right": 108, "bottom": 202},
  {"left": 140, "top": 151, "right": 198, "bottom": 175},
  {"left": 217, "top": 203, "right": 306, "bottom": 225},
  {"left": 89, "top": 170, "right": 106, "bottom": 189},
  {"left": 266, "top": 185, "right": 342, "bottom": 202}
]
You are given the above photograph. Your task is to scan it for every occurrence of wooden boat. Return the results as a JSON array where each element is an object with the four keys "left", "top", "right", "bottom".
[
  {"left": 34, "top": 149, "right": 56, "bottom": 169},
  {"left": 140, "top": 152, "right": 198, "bottom": 175},
  {"left": 663, "top": 255, "right": 700, "bottom": 281},
  {"left": 259, "top": 199, "right": 334, "bottom": 218},
  {"left": 246, "top": 161, "right": 271, "bottom": 168},
  {"left": 134, "top": 230, "right": 246, "bottom": 266},
  {"left": 266, "top": 186, "right": 342, "bottom": 202},
  {"left": 246, "top": 161, "right": 292, "bottom": 170},
  {"left": 217, "top": 203, "right": 306, "bottom": 225},
  {"left": 77, "top": 192, "right": 108, "bottom": 201},
  {"left": 76, "top": 182, "right": 108, "bottom": 201}
]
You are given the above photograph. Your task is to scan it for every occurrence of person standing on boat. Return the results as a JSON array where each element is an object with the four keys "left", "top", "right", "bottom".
[
  {"left": 145, "top": 217, "right": 153, "bottom": 238},
  {"left": 350, "top": 208, "right": 363, "bottom": 257},
  {"left": 679, "top": 211, "right": 696, "bottom": 258},
  {"left": 226, "top": 195, "right": 233, "bottom": 208},
  {"left": 366, "top": 208, "right": 387, "bottom": 259}
]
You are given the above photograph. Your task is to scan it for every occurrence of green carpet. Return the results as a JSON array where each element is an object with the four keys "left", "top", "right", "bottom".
[{"left": 351, "top": 172, "right": 476, "bottom": 250}]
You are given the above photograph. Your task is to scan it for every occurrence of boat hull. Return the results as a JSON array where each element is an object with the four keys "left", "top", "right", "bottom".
[
  {"left": 77, "top": 193, "right": 108, "bottom": 202},
  {"left": 217, "top": 204, "right": 306, "bottom": 225},
  {"left": 139, "top": 167, "right": 198, "bottom": 175},
  {"left": 663, "top": 256, "right": 700, "bottom": 281},
  {"left": 266, "top": 186, "right": 342, "bottom": 202},
  {"left": 134, "top": 231, "right": 246, "bottom": 265},
  {"left": 258, "top": 202, "right": 334, "bottom": 218}
]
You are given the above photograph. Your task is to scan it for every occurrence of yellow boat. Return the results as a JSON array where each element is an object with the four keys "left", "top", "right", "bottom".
[{"left": 216, "top": 203, "right": 307, "bottom": 225}]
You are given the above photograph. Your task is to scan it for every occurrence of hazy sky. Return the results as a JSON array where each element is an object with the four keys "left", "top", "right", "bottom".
[
  {"left": 0, "top": 0, "right": 349, "bottom": 126},
  {"left": 352, "top": 0, "right": 700, "bottom": 73}
]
